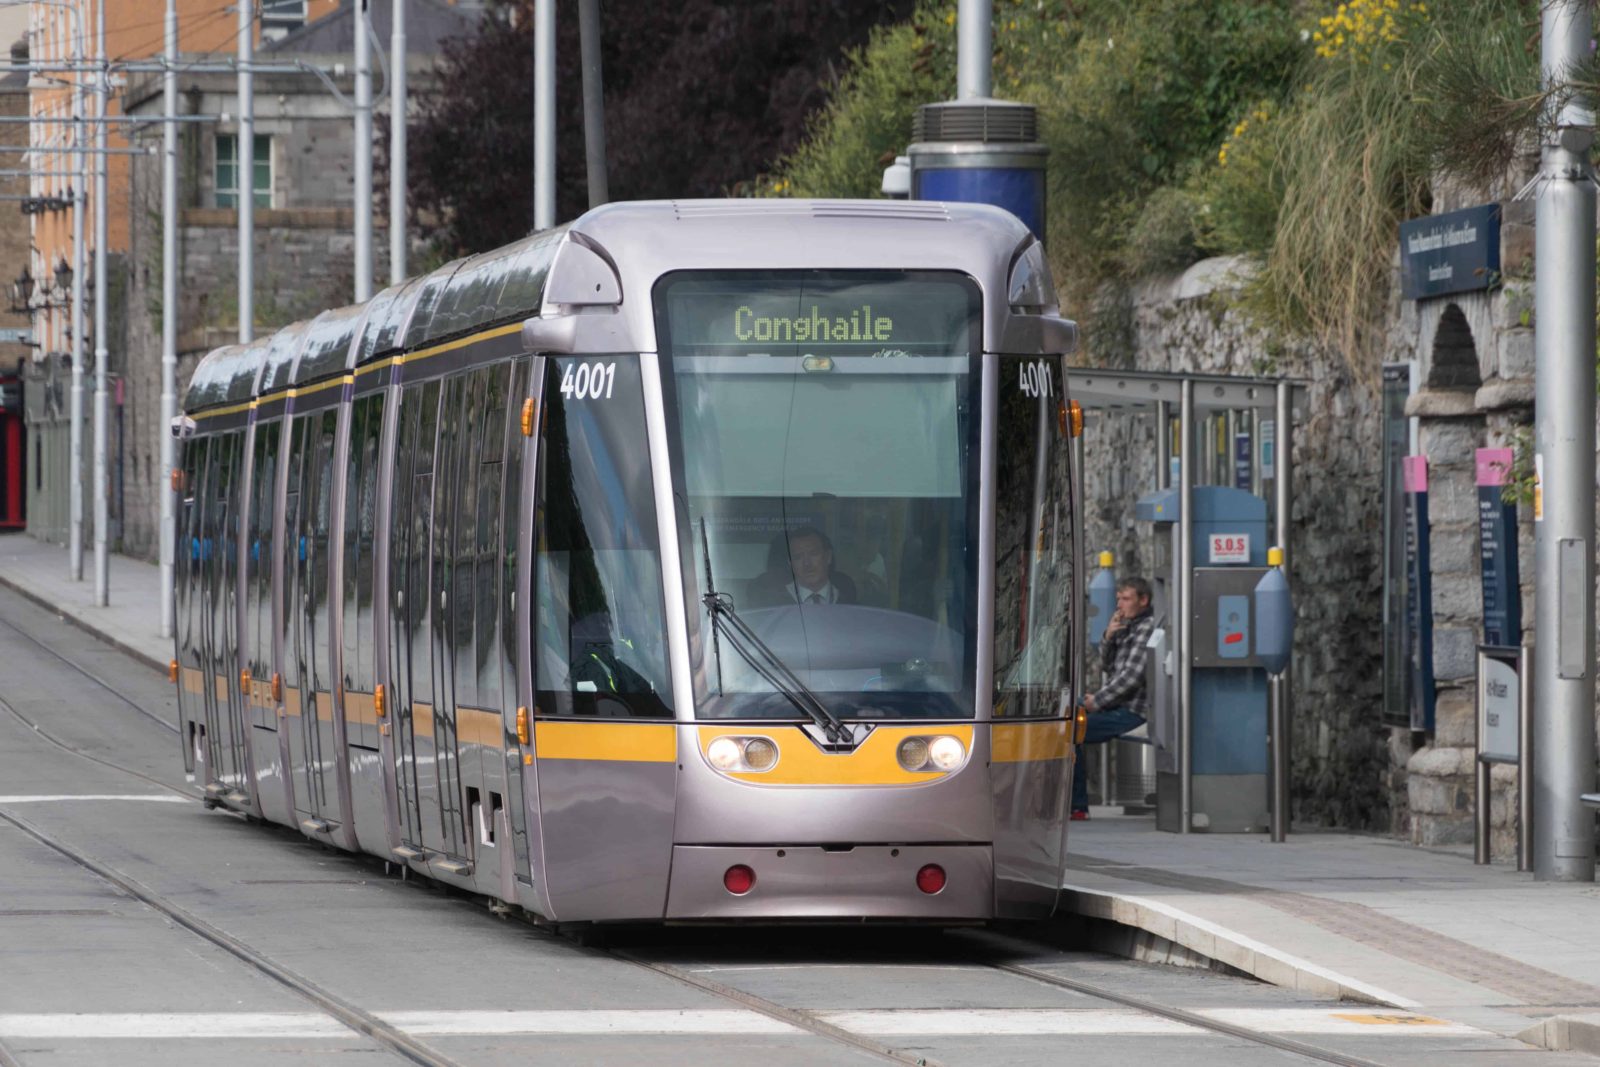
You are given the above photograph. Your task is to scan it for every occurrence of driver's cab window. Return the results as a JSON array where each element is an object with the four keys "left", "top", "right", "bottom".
[{"left": 532, "top": 356, "right": 673, "bottom": 718}]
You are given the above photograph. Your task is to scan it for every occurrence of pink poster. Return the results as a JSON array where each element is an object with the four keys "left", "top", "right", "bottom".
[
  {"left": 1475, "top": 447, "right": 1514, "bottom": 488},
  {"left": 1403, "top": 455, "right": 1428, "bottom": 494}
]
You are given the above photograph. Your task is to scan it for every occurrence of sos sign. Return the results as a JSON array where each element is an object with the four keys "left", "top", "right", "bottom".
[{"left": 1209, "top": 533, "right": 1250, "bottom": 564}]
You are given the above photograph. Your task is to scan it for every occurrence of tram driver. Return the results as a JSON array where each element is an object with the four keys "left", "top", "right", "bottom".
[
  {"left": 749, "top": 526, "right": 858, "bottom": 607},
  {"left": 1072, "top": 576, "right": 1156, "bottom": 820}
]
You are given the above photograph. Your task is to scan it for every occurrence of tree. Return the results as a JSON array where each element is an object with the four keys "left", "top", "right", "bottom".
[{"left": 407, "top": 0, "right": 913, "bottom": 257}]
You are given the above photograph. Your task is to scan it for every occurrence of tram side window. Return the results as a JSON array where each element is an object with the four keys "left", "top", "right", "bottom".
[
  {"left": 475, "top": 365, "right": 509, "bottom": 705},
  {"left": 308, "top": 410, "right": 337, "bottom": 693},
  {"left": 342, "top": 395, "right": 383, "bottom": 700},
  {"left": 993, "top": 355, "right": 1074, "bottom": 718},
  {"left": 178, "top": 439, "right": 206, "bottom": 667},
  {"left": 247, "top": 423, "right": 279, "bottom": 701},
  {"left": 210, "top": 432, "right": 239, "bottom": 672},
  {"left": 532, "top": 357, "right": 673, "bottom": 718},
  {"left": 498, "top": 360, "right": 531, "bottom": 714}
]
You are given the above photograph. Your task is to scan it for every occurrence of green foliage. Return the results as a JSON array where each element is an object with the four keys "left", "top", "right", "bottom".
[
  {"left": 1121, "top": 184, "right": 1206, "bottom": 278},
  {"left": 763, "top": 0, "right": 1305, "bottom": 334},
  {"left": 1195, "top": 0, "right": 1541, "bottom": 374},
  {"left": 765, "top": 0, "right": 1555, "bottom": 371}
]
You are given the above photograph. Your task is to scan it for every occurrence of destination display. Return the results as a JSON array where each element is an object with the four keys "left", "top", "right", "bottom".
[{"left": 658, "top": 273, "right": 980, "bottom": 356}]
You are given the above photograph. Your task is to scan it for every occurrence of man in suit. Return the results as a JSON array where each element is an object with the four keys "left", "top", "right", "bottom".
[{"left": 750, "top": 525, "right": 856, "bottom": 606}]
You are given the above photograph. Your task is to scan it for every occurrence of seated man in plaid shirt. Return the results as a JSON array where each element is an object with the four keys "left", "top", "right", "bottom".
[{"left": 1072, "top": 576, "right": 1157, "bottom": 819}]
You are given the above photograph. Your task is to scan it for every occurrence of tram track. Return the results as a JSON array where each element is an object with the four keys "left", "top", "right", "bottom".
[
  {"left": 0, "top": 610, "right": 177, "bottom": 734},
  {"left": 0, "top": 595, "right": 1385, "bottom": 1067},
  {"left": 966, "top": 933, "right": 1385, "bottom": 1067},
  {"left": 0, "top": 804, "right": 467, "bottom": 1067}
]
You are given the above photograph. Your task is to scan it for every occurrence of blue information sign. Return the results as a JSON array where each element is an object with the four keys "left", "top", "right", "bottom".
[
  {"left": 1475, "top": 449, "right": 1521, "bottom": 647},
  {"left": 1399, "top": 204, "right": 1500, "bottom": 301},
  {"left": 1404, "top": 456, "right": 1436, "bottom": 733}
]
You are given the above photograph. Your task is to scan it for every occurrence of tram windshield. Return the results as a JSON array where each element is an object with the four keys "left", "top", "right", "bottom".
[{"left": 658, "top": 270, "right": 982, "bottom": 721}]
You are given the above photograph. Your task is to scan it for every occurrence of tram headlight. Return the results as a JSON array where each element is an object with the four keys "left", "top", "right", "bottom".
[
  {"left": 896, "top": 736, "right": 931, "bottom": 772},
  {"left": 927, "top": 735, "right": 966, "bottom": 771},
  {"left": 742, "top": 737, "right": 779, "bottom": 771},
  {"left": 707, "top": 736, "right": 743, "bottom": 771}
]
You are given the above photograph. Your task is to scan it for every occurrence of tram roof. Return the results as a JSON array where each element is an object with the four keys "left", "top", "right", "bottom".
[
  {"left": 569, "top": 199, "right": 1034, "bottom": 275},
  {"left": 182, "top": 199, "right": 1052, "bottom": 416}
]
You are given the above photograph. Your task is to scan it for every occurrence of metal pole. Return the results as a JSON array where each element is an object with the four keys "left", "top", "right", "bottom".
[
  {"left": 1272, "top": 380, "right": 1293, "bottom": 841},
  {"left": 238, "top": 0, "right": 254, "bottom": 341},
  {"left": 1178, "top": 378, "right": 1193, "bottom": 833},
  {"left": 389, "top": 0, "right": 406, "bottom": 284},
  {"left": 1155, "top": 400, "right": 1170, "bottom": 491},
  {"left": 1270, "top": 674, "right": 1288, "bottom": 841},
  {"left": 533, "top": 0, "right": 555, "bottom": 230},
  {"left": 1533, "top": 0, "right": 1597, "bottom": 882},
  {"left": 1476, "top": 752, "right": 1492, "bottom": 864},
  {"left": 93, "top": 0, "right": 107, "bottom": 604},
  {"left": 956, "top": 0, "right": 991, "bottom": 100},
  {"left": 1071, "top": 422, "right": 1086, "bottom": 712},
  {"left": 1250, "top": 409, "right": 1263, "bottom": 498},
  {"left": 68, "top": 8, "right": 84, "bottom": 582},
  {"left": 1519, "top": 643, "right": 1534, "bottom": 872},
  {"left": 578, "top": 0, "right": 608, "bottom": 209},
  {"left": 353, "top": 0, "right": 372, "bottom": 301},
  {"left": 160, "top": 0, "right": 177, "bottom": 638}
]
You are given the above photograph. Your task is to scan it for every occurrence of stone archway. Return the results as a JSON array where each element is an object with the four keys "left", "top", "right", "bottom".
[{"left": 1428, "top": 302, "right": 1480, "bottom": 390}]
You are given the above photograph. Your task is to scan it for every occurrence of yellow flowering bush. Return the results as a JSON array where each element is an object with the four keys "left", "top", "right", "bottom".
[
  {"left": 1217, "top": 103, "right": 1272, "bottom": 168},
  {"left": 1311, "top": 0, "right": 1428, "bottom": 63}
]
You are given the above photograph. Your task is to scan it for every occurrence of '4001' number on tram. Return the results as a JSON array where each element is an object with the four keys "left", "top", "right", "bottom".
[
  {"left": 1018, "top": 359, "right": 1053, "bottom": 398},
  {"left": 560, "top": 361, "right": 617, "bottom": 400}
]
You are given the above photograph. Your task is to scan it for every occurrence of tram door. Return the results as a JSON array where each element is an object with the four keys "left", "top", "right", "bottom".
[
  {"left": 175, "top": 437, "right": 206, "bottom": 776},
  {"left": 389, "top": 379, "right": 454, "bottom": 859},
  {"left": 198, "top": 431, "right": 252, "bottom": 798},
  {"left": 283, "top": 408, "right": 342, "bottom": 831},
  {"left": 990, "top": 354, "right": 1075, "bottom": 917}
]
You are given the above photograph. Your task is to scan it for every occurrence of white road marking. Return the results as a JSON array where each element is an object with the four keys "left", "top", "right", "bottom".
[
  {"left": 378, "top": 1010, "right": 797, "bottom": 1035},
  {"left": 818, "top": 1009, "right": 1197, "bottom": 1035},
  {"left": 0, "top": 1008, "right": 1491, "bottom": 1040},
  {"left": 0, "top": 795, "right": 191, "bottom": 804}
]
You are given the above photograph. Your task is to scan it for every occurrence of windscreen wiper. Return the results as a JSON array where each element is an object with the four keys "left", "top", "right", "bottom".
[{"left": 700, "top": 519, "right": 849, "bottom": 743}]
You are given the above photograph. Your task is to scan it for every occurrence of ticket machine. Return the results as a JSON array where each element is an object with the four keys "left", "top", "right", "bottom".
[{"left": 1137, "top": 485, "right": 1273, "bottom": 832}]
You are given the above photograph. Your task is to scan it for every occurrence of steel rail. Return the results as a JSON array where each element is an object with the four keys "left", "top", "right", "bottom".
[
  {"left": 0, "top": 806, "right": 464, "bottom": 1067},
  {"left": 0, "top": 610, "right": 177, "bottom": 734},
  {"left": 0, "top": 687, "right": 187, "bottom": 799},
  {"left": 974, "top": 938, "right": 1388, "bottom": 1067},
  {"left": 602, "top": 946, "right": 949, "bottom": 1067}
]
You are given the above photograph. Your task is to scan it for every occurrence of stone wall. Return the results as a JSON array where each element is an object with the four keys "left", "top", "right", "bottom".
[
  {"left": 1080, "top": 257, "right": 1392, "bottom": 827},
  {"left": 1385, "top": 180, "right": 1542, "bottom": 856}
]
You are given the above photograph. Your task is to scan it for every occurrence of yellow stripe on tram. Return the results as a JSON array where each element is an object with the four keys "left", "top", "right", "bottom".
[
  {"left": 534, "top": 721, "right": 677, "bottom": 763},
  {"left": 992, "top": 720, "right": 1073, "bottom": 763}
]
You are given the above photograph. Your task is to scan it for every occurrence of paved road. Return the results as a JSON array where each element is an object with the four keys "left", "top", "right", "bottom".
[{"left": 0, "top": 586, "right": 1588, "bottom": 1067}]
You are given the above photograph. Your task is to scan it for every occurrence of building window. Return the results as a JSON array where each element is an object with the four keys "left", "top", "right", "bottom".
[
  {"left": 260, "top": 0, "right": 308, "bottom": 41},
  {"left": 215, "top": 133, "right": 272, "bottom": 209}
]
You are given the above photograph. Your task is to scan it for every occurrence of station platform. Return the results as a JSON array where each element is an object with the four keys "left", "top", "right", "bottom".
[
  {"left": 3, "top": 530, "right": 1598, "bottom": 1058},
  {"left": 1063, "top": 810, "right": 1600, "bottom": 1055}
]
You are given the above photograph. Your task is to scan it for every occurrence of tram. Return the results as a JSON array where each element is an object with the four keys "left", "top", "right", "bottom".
[{"left": 172, "top": 199, "right": 1086, "bottom": 922}]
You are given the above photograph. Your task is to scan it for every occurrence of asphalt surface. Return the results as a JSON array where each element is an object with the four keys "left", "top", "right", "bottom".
[{"left": 0, "top": 585, "right": 1590, "bottom": 1067}]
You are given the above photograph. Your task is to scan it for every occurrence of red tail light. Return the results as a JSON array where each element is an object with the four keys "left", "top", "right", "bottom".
[
  {"left": 723, "top": 864, "right": 755, "bottom": 895},
  {"left": 916, "top": 864, "right": 946, "bottom": 895}
]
